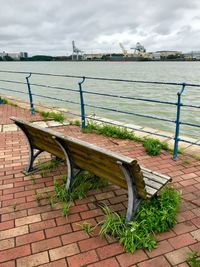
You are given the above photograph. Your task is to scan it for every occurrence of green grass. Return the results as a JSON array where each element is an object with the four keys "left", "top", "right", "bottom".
[
  {"left": 182, "top": 159, "right": 191, "bottom": 165},
  {"left": 53, "top": 171, "right": 108, "bottom": 215},
  {"left": 54, "top": 171, "right": 108, "bottom": 203},
  {"left": 38, "top": 159, "right": 62, "bottom": 177},
  {"left": 62, "top": 202, "right": 71, "bottom": 217},
  {"left": 1, "top": 98, "right": 18, "bottom": 107},
  {"left": 35, "top": 193, "right": 42, "bottom": 206},
  {"left": 0, "top": 98, "right": 8, "bottom": 104},
  {"left": 70, "top": 120, "right": 81, "bottom": 126},
  {"left": 31, "top": 175, "right": 36, "bottom": 184},
  {"left": 40, "top": 111, "right": 65, "bottom": 123},
  {"left": 99, "top": 187, "right": 180, "bottom": 253},
  {"left": 12, "top": 203, "right": 17, "bottom": 211},
  {"left": 187, "top": 251, "right": 200, "bottom": 267},
  {"left": 79, "top": 221, "right": 94, "bottom": 236},
  {"left": 143, "top": 138, "right": 169, "bottom": 156},
  {"left": 82, "top": 122, "right": 169, "bottom": 156}
]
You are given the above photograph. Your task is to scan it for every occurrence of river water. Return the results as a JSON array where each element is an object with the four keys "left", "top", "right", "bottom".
[{"left": 0, "top": 61, "right": 199, "bottom": 138}]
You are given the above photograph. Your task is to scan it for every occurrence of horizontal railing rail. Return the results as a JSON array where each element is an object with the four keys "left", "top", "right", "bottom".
[{"left": 0, "top": 69, "right": 199, "bottom": 160}]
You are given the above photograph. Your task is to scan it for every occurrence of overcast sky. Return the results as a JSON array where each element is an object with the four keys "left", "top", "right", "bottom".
[{"left": 0, "top": 0, "right": 200, "bottom": 56}]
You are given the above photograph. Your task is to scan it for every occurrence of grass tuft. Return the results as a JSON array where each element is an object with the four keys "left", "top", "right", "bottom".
[
  {"left": 53, "top": 171, "right": 108, "bottom": 215},
  {"left": 70, "top": 120, "right": 81, "bottom": 126},
  {"left": 143, "top": 138, "right": 168, "bottom": 156},
  {"left": 187, "top": 251, "right": 200, "bottom": 267},
  {"left": 99, "top": 187, "right": 180, "bottom": 253},
  {"left": 79, "top": 221, "right": 94, "bottom": 236},
  {"left": 0, "top": 98, "right": 8, "bottom": 104},
  {"left": 40, "top": 111, "right": 65, "bottom": 123}
]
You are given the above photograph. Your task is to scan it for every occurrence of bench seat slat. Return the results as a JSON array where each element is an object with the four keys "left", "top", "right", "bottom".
[
  {"left": 143, "top": 177, "right": 163, "bottom": 190},
  {"left": 145, "top": 186, "right": 157, "bottom": 196},
  {"left": 141, "top": 167, "right": 171, "bottom": 182}
]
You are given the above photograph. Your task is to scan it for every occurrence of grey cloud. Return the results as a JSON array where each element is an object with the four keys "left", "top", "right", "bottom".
[{"left": 0, "top": 0, "right": 199, "bottom": 55}]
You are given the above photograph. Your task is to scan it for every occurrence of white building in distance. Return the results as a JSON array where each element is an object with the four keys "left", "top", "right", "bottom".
[{"left": 0, "top": 51, "right": 28, "bottom": 60}]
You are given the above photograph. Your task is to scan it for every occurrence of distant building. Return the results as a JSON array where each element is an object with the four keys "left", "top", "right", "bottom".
[
  {"left": 0, "top": 51, "right": 7, "bottom": 59},
  {"left": 155, "top": 51, "right": 181, "bottom": 57},
  {"left": 183, "top": 53, "right": 193, "bottom": 60},
  {"left": 0, "top": 51, "right": 28, "bottom": 60},
  {"left": 146, "top": 51, "right": 182, "bottom": 60},
  {"left": 191, "top": 51, "right": 200, "bottom": 60},
  {"left": 183, "top": 51, "right": 200, "bottom": 60},
  {"left": 146, "top": 52, "right": 161, "bottom": 60}
]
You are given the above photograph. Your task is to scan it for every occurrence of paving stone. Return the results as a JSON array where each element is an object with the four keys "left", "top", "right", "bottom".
[
  {"left": 49, "top": 243, "right": 79, "bottom": 261},
  {"left": 0, "top": 238, "right": 15, "bottom": 251},
  {"left": 165, "top": 247, "right": 191, "bottom": 265},
  {"left": 16, "top": 251, "right": 49, "bottom": 267},
  {"left": 31, "top": 236, "right": 62, "bottom": 253},
  {"left": 138, "top": 256, "right": 171, "bottom": 267},
  {"left": 0, "top": 225, "right": 28, "bottom": 240},
  {"left": 87, "top": 257, "right": 120, "bottom": 267},
  {"left": 146, "top": 240, "right": 173, "bottom": 258},
  {"left": 3, "top": 124, "right": 18, "bottom": 132},
  {"left": 15, "top": 214, "right": 41, "bottom": 226},
  {"left": 67, "top": 250, "right": 99, "bottom": 267},
  {"left": 116, "top": 249, "right": 148, "bottom": 266},
  {"left": 32, "top": 121, "right": 48, "bottom": 128},
  {"left": 0, "top": 244, "right": 31, "bottom": 263},
  {"left": 46, "top": 121, "right": 63, "bottom": 127},
  {"left": 191, "top": 229, "right": 200, "bottom": 241}
]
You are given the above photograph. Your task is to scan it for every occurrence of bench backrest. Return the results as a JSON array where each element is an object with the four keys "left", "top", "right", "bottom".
[{"left": 11, "top": 117, "right": 147, "bottom": 199}]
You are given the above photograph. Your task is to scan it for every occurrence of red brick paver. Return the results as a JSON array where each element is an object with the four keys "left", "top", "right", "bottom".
[{"left": 0, "top": 104, "right": 199, "bottom": 266}]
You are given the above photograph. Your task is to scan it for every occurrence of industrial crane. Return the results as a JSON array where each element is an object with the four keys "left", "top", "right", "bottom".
[
  {"left": 131, "top": 42, "right": 146, "bottom": 57},
  {"left": 72, "top": 41, "right": 83, "bottom": 60},
  {"left": 119, "top": 43, "right": 128, "bottom": 57}
]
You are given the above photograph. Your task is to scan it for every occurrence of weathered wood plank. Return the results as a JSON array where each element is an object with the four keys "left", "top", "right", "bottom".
[
  {"left": 12, "top": 117, "right": 135, "bottom": 164},
  {"left": 144, "top": 177, "right": 163, "bottom": 190},
  {"left": 142, "top": 167, "right": 171, "bottom": 181}
]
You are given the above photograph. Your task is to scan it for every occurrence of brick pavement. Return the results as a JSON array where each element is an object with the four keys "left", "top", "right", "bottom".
[
  {"left": 0, "top": 104, "right": 199, "bottom": 266},
  {"left": 0, "top": 104, "right": 42, "bottom": 125}
]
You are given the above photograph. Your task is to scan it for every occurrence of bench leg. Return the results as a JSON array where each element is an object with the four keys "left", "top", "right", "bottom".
[
  {"left": 117, "top": 162, "right": 141, "bottom": 222},
  {"left": 26, "top": 146, "right": 44, "bottom": 172},
  {"left": 14, "top": 122, "right": 44, "bottom": 173},
  {"left": 53, "top": 137, "right": 76, "bottom": 192}
]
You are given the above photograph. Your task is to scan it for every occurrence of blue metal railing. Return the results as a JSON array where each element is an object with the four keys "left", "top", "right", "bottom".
[{"left": 0, "top": 69, "right": 199, "bottom": 160}]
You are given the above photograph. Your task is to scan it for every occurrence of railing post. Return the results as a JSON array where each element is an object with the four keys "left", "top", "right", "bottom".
[
  {"left": 25, "top": 73, "right": 35, "bottom": 115},
  {"left": 78, "top": 76, "right": 86, "bottom": 128},
  {"left": 173, "top": 83, "right": 186, "bottom": 160}
]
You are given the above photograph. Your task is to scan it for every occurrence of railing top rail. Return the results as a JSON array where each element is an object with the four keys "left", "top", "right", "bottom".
[{"left": 0, "top": 69, "right": 200, "bottom": 87}]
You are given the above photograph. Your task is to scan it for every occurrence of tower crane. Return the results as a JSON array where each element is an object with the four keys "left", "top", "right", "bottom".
[
  {"left": 72, "top": 41, "right": 83, "bottom": 60},
  {"left": 119, "top": 43, "right": 128, "bottom": 57}
]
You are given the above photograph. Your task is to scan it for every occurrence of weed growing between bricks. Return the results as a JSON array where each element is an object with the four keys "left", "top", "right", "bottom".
[
  {"left": 98, "top": 187, "right": 181, "bottom": 253},
  {"left": 187, "top": 250, "right": 200, "bottom": 267},
  {"left": 39, "top": 110, "right": 65, "bottom": 123},
  {"left": 0, "top": 97, "right": 8, "bottom": 104},
  {"left": 0, "top": 97, "right": 19, "bottom": 107},
  {"left": 79, "top": 121, "right": 169, "bottom": 156},
  {"left": 52, "top": 171, "right": 108, "bottom": 216},
  {"left": 37, "top": 158, "right": 62, "bottom": 178}
]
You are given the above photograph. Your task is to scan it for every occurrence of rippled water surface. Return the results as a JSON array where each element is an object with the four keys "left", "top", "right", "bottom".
[{"left": 0, "top": 61, "right": 199, "bottom": 138}]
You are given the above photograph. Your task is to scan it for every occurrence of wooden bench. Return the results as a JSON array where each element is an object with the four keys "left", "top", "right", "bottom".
[{"left": 11, "top": 117, "right": 171, "bottom": 221}]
